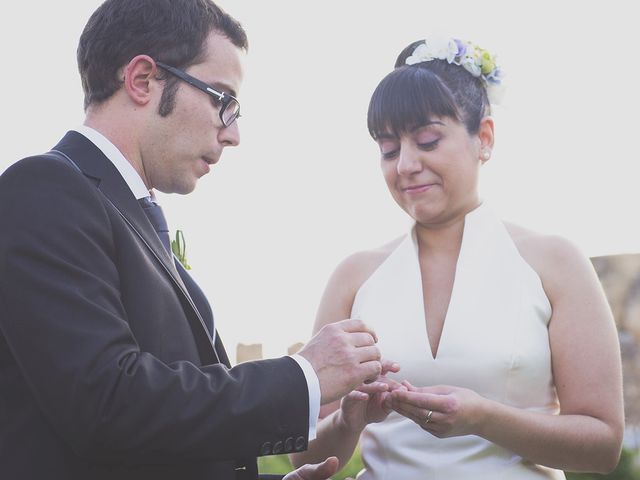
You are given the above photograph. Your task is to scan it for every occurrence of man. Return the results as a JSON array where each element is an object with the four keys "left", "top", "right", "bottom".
[{"left": 0, "top": 1, "right": 383, "bottom": 478}]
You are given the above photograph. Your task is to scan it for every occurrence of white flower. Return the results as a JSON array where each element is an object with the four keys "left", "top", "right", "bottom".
[
  {"left": 403, "top": 36, "right": 504, "bottom": 104},
  {"left": 406, "top": 37, "right": 459, "bottom": 65},
  {"left": 444, "top": 38, "right": 460, "bottom": 63},
  {"left": 425, "top": 36, "right": 458, "bottom": 62},
  {"left": 405, "top": 43, "right": 432, "bottom": 65},
  {"left": 460, "top": 48, "right": 482, "bottom": 77}
]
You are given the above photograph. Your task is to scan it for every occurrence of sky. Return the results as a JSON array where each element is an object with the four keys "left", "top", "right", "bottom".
[{"left": 2, "top": 1, "right": 639, "bottom": 361}]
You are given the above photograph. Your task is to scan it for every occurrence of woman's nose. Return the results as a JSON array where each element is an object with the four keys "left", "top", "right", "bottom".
[{"left": 396, "top": 146, "right": 422, "bottom": 176}]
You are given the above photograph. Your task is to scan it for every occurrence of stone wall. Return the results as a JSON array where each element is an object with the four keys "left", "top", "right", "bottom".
[{"left": 592, "top": 254, "right": 640, "bottom": 426}]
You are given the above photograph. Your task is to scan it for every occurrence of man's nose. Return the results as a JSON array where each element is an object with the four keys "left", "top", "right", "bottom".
[{"left": 219, "top": 120, "right": 240, "bottom": 147}]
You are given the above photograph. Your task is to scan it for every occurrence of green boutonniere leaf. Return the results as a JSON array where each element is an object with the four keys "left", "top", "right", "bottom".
[{"left": 171, "top": 229, "right": 191, "bottom": 270}]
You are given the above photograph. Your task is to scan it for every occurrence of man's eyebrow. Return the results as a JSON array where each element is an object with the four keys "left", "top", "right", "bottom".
[{"left": 211, "top": 82, "right": 237, "bottom": 98}]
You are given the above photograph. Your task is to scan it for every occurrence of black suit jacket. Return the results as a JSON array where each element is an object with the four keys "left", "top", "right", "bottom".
[{"left": 0, "top": 132, "right": 308, "bottom": 479}]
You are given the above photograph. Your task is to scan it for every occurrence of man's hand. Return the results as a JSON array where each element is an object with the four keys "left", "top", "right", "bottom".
[
  {"left": 298, "top": 319, "right": 382, "bottom": 404},
  {"left": 282, "top": 456, "right": 339, "bottom": 480},
  {"left": 339, "top": 360, "right": 403, "bottom": 433}
]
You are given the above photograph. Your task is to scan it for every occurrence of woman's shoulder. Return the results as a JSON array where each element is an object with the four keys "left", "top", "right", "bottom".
[
  {"left": 503, "top": 221, "right": 592, "bottom": 299},
  {"left": 314, "top": 234, "right": 407, "bottom": 329},
  {"left": 504, "top": 222, "right": 584, "bottom": 262},
  {"left": 332, "top": 235, "right": 406, "bottom": 290}
]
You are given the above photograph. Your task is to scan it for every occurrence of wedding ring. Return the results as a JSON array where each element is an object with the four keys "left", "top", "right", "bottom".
[{"left": 424, "top": 409, "right": 433, "bottom": 425}]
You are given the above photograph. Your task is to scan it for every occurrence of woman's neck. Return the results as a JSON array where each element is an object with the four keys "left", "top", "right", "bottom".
[{"left": 414, "top": 201, "right": 481, "bottom": 255}]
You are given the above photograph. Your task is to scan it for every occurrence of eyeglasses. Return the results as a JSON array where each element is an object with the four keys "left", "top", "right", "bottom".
[{"left": 155, "top": 61, "right": 241, "bottom": 127}]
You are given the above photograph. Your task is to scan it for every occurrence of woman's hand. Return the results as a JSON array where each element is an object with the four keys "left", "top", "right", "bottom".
[
  {"left": 390, "top": 381, "right": 488, "bottom": 438},
  {"left": 338, "top": 361, "right": 403, "bottom": 433}
]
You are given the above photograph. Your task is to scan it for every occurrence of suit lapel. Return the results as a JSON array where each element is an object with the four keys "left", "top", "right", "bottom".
[
  {"left": 214, "top": 332, "right": 231, "bottom": 368},
  {"left": 52, "top": 131, "right": 219, "bottom": 365}
]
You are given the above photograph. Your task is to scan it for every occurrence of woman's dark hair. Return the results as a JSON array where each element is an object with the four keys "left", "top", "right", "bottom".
[
  {"left": 77, "top": 0, "right": 248, "bottom": 115},
  {"left": 367, "top": 40, "right": 491, "bottom": 139}
]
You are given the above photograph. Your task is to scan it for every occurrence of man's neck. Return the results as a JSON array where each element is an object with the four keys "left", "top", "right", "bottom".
[{"left": 84, "top": 105, "right": 149, "bottom": 189}]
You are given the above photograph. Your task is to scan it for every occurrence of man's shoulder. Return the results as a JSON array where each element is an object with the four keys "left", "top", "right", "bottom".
[
  {"left": 2, "top": 152, "right": 79, "bottom": 184},
  {"left": 0, "top": 151, "right": 104, "bottom": 223},
  {"left": 0, "top": 149, "right": 98, "bottom": 197}
]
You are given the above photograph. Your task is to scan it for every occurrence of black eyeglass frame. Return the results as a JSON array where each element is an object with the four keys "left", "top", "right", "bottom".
[{"left": 155, "top": 61, "right": 241, "bottom": 127}]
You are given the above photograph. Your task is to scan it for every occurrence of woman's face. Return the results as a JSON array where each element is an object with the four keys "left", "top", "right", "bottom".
[{"left": 376, "top": 116, "right": 493, "bottom": 227}]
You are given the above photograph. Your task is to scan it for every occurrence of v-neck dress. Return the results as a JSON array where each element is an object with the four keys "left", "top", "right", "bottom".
[{"left": 352, "top": 204, "right": 564, "bottom": 479}]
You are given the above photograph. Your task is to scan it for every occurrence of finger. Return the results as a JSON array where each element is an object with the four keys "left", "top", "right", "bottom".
[
  {"left": 338, "top": 319, "right": 378, "bottom": 342},
  {"left": 393, "top": 403, "right": 442, "bottom": 427},
  {"left": 392, "top": 401, "right": 422, "bottom": 420},
  {"left": 349, "top": 331, "right": 376, "bottom": 347},
  {"left": 355, "top": 381, "right": 389, "bottom": 394},
  {"left": 359, "top": 360, "right": 383, "bottom": 384},
  {"left": 391, "top": 390, "right": 451, "bottom": 412},
  {"left": 355, "top": 345, "right": 381, "bottom": 364},
  {"left": 380, "top": 391, "right": 393, "bottom": 413},
  {"left": 419, "top": 384, "right": 454, "bottom": 395},
  {"left": 380, "top": 359, "right": 401, "bottom": 375},
  {"left": 344, "top": 390, "right": 369, "bottom": 402},
  {"left": 379, "top": 376, "right": 404, "bottom": 391},
  {"left": 299, "top": 456, "right": 339, "bottom": 480},
  {"left": 401, "top": 380, "right": 418, "bottom": 392}
]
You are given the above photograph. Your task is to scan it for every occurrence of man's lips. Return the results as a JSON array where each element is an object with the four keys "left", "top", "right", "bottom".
[{"left": 199, "top": 157, "right": 214, "bottom": 175}]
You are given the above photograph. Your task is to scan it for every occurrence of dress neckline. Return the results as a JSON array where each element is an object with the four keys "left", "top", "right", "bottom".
[{"left": 409, "top": 202, "right": 487, "bottom": 360}]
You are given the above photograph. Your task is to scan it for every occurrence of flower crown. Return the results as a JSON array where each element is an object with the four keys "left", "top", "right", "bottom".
[{"left": 405, "top": 37, "right": 505, "bottom": 104}]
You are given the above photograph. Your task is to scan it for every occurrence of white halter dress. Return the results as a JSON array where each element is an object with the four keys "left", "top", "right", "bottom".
[{"left": 352, "top": 204, "right": 564, "bottom": 479}]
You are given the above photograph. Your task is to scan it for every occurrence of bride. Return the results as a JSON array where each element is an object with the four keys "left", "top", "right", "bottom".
[{"left": 290, "top": 37, "right": 624, "bottom": 478}]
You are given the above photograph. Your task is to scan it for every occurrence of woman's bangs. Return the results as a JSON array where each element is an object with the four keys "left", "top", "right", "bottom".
[{"left": 367, "top": 66, "right": 459, "bottom": 139}]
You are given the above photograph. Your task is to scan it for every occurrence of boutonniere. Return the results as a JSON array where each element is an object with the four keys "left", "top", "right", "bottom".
[{"left": 171, "top": 230, "right": 191, "bottom": 270}]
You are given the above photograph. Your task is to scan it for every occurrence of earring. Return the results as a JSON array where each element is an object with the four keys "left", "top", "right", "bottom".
[{"left": 481, "top": 149, "right": 491, "bottom": 161}]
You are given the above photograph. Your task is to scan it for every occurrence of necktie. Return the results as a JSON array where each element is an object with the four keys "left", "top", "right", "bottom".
[
  {"left": 138, "top": 196, "right": 216, "bottom": 339},
  {"left": 138, "top": 197, "right": 171, "bottom": 255}
]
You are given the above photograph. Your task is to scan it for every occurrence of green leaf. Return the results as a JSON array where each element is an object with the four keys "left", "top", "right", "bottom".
[{"left": 171, "top": 229, "right": 191, "bottom": 270}]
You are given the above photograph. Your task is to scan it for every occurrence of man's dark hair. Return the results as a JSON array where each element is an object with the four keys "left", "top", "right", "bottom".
[
  {"left": 77, "top": 0, "right": 248, "bottom": 115},
  {"left": 368, "top": 40, "right": 491, "bottom": 139}
]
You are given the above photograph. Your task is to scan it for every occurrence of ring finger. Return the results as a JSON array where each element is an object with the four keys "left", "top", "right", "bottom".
[{"left": 394, "top": 404, "right": 440, "bottom": 427}]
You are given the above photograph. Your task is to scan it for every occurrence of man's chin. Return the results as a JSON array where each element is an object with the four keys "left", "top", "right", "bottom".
[{"left": 156, "top": 179, "right": 198, "bottom": 196}]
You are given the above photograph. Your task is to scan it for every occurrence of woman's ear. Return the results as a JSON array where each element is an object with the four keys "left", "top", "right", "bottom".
[{"left": 478, "top": 116, "right": 495, "bottom": 163}]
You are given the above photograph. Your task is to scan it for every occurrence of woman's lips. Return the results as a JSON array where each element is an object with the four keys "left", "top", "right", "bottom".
[{"left": 402, "top": 183, "right": 436, "bottom": 194}]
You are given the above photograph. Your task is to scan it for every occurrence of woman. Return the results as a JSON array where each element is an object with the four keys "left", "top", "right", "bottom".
[{"left": 290, "top": 37, "right": 624, "bottom": 478}]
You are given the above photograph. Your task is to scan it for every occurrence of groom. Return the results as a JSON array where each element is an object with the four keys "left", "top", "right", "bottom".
[{"left": 0, "top": 1, "right": 383, "bottom": 479}]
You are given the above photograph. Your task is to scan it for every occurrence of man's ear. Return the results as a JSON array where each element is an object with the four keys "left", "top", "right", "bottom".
[
  {"left": 478, "top": 116, "right": 495, "bottom": 163},
  {"left": 122, "top": 55, "right": 157, "bottom": 106}
]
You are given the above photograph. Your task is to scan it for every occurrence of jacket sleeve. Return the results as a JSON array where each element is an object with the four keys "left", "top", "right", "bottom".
[{"left": 0, "top": 156, "right": 309, "bottom": 465}]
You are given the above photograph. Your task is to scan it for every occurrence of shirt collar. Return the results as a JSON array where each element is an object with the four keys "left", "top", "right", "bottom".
[{"left": 73, "top": 125, "right": 151, "bottom": 200}]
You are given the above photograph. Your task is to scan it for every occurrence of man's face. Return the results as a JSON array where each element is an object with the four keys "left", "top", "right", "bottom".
[{"left": 142, "top": 31, "right": 244, "bottom": 194}]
